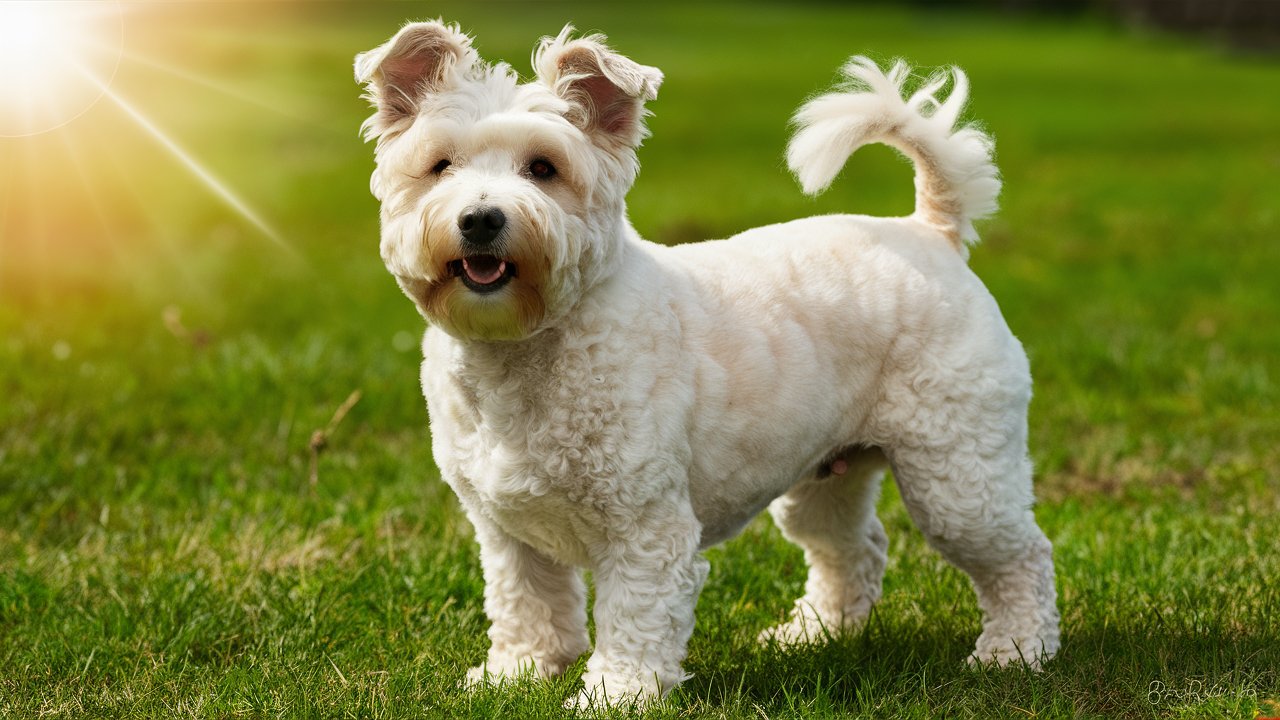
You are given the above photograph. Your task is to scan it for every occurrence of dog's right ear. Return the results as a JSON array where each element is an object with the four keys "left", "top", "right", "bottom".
[{"left": 355, "top": 21, "right": 477, "bottom": 140}]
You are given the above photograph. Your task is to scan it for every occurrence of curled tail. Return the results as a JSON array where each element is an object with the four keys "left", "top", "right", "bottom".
[{"left": 787, "top": 57, "right": 1000, "bottom": 252}]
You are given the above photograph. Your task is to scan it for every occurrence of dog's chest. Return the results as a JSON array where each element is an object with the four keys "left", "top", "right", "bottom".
[{"left": 430, "top": 341, "right": 628, "bottom": 564}]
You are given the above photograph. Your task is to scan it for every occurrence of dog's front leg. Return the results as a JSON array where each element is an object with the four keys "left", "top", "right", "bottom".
[
  {"left": 573, "top": 506, "right": 709, "bottom": 708},
  {"left": 465, "top": 515, "right": 590, "bottom": 687}
]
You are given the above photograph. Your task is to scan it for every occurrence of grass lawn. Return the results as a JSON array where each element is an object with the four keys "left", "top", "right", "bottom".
[{"left": 2, "top": 2, "right": 1277, "bottom": 718}]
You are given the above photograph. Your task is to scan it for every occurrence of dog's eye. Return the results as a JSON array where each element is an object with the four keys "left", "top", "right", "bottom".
[
  {"left": 431, "top": 159, "right": 452, "bottom": 175},
  {"left": 528, "top": 159, "right": 556, "bottom": 180}
]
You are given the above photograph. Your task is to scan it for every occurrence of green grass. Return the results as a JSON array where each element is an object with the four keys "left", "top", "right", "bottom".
[{"left": 2, "top": 2, "right": 1278, "bottom": 717}]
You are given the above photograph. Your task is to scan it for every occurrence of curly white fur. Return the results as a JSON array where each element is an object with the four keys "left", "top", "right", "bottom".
[{"left": 356, "top": 21, "right": 1059, "bottom": 709}]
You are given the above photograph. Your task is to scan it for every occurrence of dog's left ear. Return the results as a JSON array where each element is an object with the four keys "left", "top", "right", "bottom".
[{"left": 534, "top": 27, "right": 663, "bottom": 148}]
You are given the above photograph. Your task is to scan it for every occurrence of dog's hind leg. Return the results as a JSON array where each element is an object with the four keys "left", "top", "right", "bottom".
[
  {"left": 885, "top": 407, "right": 1064, "bottom": 666},
  {"left": 759, "top": 449, "right": 890, "bottom": 647}
]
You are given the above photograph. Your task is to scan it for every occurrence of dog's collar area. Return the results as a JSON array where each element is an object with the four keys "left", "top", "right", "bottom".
[{"left": 447, "top": 256, "right": 518, "bottom": 294}]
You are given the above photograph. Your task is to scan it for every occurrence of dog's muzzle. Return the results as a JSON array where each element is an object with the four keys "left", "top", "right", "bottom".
[{"left": 451, "top": 206, "right": 518, "bottom": 293}]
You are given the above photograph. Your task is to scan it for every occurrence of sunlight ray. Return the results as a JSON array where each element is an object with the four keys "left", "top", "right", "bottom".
[
  {"left": 52, "top": 122, "right": 204, "bottom": 300},
  {"left": 116, "top": 48, "right": 321, "bottom": 127},
  {"left": 78, "top": 68, "right": 296, "bottom": 256},
  {"left": 0, "top": 152, "right": 13, "bottom": 277},
  {"left": 19, "top": 137, "right": 52, "bottom": 296},
  {"left": 81, "top": 114, "right": 223, "bottom": 302},
  {"left": 55, "top": 130, "right": 114, "bottom": 243}
]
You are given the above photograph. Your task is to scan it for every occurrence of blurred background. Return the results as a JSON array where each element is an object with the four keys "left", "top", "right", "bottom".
[
  {"left": 2, "top": 0, "right": 1275, "bottom": 501},
  {"left": 1, "top": 1, "right": 1277, "bottom": 715}
]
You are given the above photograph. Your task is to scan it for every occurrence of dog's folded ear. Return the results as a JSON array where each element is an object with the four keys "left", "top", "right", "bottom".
[
  {"left": 355, "top": 20, "right": 478, "bottom": 140},
  {"left": 534, "top": 26, "right": 663, "bottom": 148}
]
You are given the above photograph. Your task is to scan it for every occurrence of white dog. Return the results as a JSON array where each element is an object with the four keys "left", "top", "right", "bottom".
[{"left": 356, "top": 20, "right": 1059, "bottom": 706}]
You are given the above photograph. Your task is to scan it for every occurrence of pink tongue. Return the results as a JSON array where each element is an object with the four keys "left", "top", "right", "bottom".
[{"left": 462, "top": 258, "right": 506, "bottom": 285}]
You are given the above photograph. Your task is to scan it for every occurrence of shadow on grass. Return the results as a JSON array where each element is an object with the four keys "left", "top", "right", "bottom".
[{"left": 672, "top": 616, "right": 1277, "bottom": 718}]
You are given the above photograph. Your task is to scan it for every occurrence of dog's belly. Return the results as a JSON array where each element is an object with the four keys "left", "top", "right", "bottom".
[
  {"left": 686, "top": 445, "right": 835, "bottom": 548},
  {"left": 692, "top": 476, "right": 789, "bottom": 547}
]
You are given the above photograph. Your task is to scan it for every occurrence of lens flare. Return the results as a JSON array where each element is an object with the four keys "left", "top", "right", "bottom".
[{"left": 0, "top": 1, "right": 124, "bottom": 137}]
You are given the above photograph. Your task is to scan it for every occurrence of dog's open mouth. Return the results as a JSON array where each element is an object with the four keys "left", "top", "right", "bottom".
[{"left": 447, "top": 255, "right": 517, "bottom": 294}]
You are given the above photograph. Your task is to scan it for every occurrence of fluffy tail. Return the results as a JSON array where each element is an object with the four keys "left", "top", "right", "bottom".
[{"left": 787, "top": 57, "right": 1000, "bottom": 251}]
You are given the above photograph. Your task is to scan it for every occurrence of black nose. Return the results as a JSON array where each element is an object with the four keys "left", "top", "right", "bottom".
[{"left": 458, "top": 207, "right": 506, "bottom": 247}]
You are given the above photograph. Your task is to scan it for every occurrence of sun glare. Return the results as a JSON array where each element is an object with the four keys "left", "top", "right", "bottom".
[
  {"left": 0, "top": 1, "right": 124, "bottom": 137},
  {"left": 1, "top": 1, "right": 296, "bottom": 258}
]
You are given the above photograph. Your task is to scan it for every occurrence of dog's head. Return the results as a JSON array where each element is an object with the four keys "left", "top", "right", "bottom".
[{"left": 356, "top": 22, "right": 661, "bottom": 341}]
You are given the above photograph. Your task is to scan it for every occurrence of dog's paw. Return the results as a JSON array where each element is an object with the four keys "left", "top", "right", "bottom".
[
  {"left": 465, "top": 650, "right": 584, "bottom": 690},
  {"left": 564, "top": 670, "right": 662, "bottom": 713},
  {"left": 757, "top": 603, "right": 861, "bottom": 648},
  {"left": 758, "top": 615, "right": 824, "bottom": 648},
  {"left": 463, "top": 657, "right": 541, "bottom": 689},
  {"left": 966, "top": 637, "right": 1052, "bottom": 670},
  {"left": 759, "top": 593, "right": 879, "bottom": 649}
]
